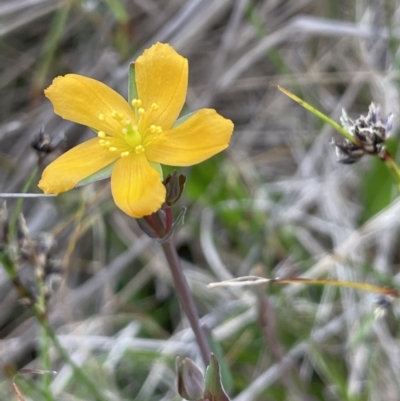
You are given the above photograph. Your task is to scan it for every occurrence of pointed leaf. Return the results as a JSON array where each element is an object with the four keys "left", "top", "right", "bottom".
[
  {"left": 204, "top": 354, "right": 230, "bottom": 401},
  {"left": 273, "top": 84, "right": 355, "bottom": 143}
]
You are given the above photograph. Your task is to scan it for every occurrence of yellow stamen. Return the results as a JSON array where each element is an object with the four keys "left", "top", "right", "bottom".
[
  {"left": 121, "top": 151, "right": 130, "bottom": 157},
  {"left": 111, "top": 110, "right": 124, "bottom": 121},
  {"left": 98, "top": 131, "right": 106, "bottom": 138},
  {"left": 109, "top": 147, "right": 117, "bottom": 152},
  {"left": 135, "top": 145, "right": 145, "bottom": 154},
  {"left": 98, "top": 114, "right": 105, "bottom": 121},
  {"left": 122, "top": 128, "right": 128, "bottom": 135},
  {"left": 138, "top": 108, "right": 145, "bottom": 116},
  {"left": 151, "top": 103, "right": 159, "bottom": 111},
  {"left": 132, "top": 99, "right": 142, "bottom": 108}
]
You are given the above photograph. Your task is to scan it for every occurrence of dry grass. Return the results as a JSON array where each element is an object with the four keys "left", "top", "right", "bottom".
[{"left": 1, "top": 1, "right": 400, "bottom": 400}]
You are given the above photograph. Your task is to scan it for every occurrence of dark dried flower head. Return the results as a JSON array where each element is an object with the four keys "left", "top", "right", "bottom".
[
  {"left": 31, "top": 126, "right": 53, "bottom": 155},
  {"left": 334, "top": 103, "right": 394, "bottom": 163},
  {"left": 31, "top": 126, "right": 66, "bottom": 164},
  {"left": 333, "top": 138, "right": 364, "bottom": 164}
]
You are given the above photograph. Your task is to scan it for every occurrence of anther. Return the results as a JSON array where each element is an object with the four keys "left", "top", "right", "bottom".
[
  {"left": 98, "top": 131, "right": 106, "bottom": 138},
  {"left": 135, "top": 145, "right": 145, "bottom": 154},
  {"left": 98, "top": 114, "right": 105, "bottom": 121},
  {"left": 151, "top": 103, "right": 159, "bottom": 111},
  {"left": 138, "top": 108, "right": 145, "bottom": 116},
  {"left": 121, "top": 151, "right": 130, "bottom": 157},
  {"left": 132, "top": 99, "right": 142, "bottom": 108},
  {"left": 111, "top": 111, "right": 124, "bottom": 121},
  {"left": 122, "top": 128, "right": 128, "bottom": 135},
  {"left": 109, "top": 147, "right": 117, "bottom": 152}
]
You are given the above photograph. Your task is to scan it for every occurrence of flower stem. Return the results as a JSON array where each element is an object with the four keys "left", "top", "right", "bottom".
[{"left": 161, "top": 238, "right": 210, "bottom": 365}]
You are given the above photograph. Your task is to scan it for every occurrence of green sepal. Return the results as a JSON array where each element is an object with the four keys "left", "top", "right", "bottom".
[
  {"left": 172, "top": 111, "right": 196, "bottom": 128},
  {"left": 128, "top": 62, "right": 138, "bottom": 106},
  {"left": 149, "top": 161, "right": 163, "bottom": 180},
  {"left": 76, "top": 162, "right": 116, "bottom": 187}
]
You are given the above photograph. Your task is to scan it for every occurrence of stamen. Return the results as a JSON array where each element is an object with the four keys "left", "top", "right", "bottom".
[
  {"left": 124, "top": 119, "right": 131, "bottom": 125},
  {"left": 121, "top": 151, "right": 130, "bottom": 157},
  {"left": 111, "top": 110, "right": 124, "bottom": 121},
  {"left": 98, "top": 114, "right": 105, "bottom": 121},
  {"left": 98, "top": 131, "right": 106, "bottom": 138},
  {"left": 122, "top": 128, "right": 128, "bottom": 135},
  {"left": 151, "top": 103, "right": 159, "bottom": 111},
  {"left": 138, "top": 108, "right": 145, "bottom": 116},
  {"left": 109, "top": 147, "right": 117, "bottom": 152},
  {"left": 132, "top": 99, "right": 142, "bottom": 108},
  {"left": 99, "top": 140, "right": 106, "bottom": 147},
  {"left": 135, "top": 145, "right": 145, "bottom": 154}
]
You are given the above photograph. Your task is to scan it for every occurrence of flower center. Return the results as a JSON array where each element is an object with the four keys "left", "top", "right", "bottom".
[{"left": 97, "top": 99, "right": 163, "bottom": 158}]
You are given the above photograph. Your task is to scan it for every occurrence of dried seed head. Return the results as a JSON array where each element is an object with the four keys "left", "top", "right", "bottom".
[
  {"left": 31, "top": 126, "right": 53, "bottom": 154},
  {"left": 333, "top": 103, "right": 394, "bottom": 163},
  {"left": 333, "top": 139, "right": 364, "bottom": 164}
]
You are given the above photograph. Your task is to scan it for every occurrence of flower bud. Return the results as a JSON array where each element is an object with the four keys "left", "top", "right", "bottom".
[
  {"left": 164, "top": 171, "right": 186, "bottom": 206},
  {"left": 176, "top": 356, "right": 204, "bottom": 400}
]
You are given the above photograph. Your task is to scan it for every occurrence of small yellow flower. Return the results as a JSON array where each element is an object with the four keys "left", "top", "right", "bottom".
[{"left": 38, "top": 43, "right": 233, "bottom": 218}]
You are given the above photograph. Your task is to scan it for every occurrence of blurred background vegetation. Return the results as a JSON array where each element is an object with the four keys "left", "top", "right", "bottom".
[{"left": 1, "top": 0, "right": 400, "bottom": 400}]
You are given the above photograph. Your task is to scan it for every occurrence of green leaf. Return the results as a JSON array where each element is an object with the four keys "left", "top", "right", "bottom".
[
  {"left": 208, "top": 337, "right": 233, "bottom": 394},
  {"left": 274, "top": 84, "right": 355, "bottom": 143},
  {"left": 76, "top": 162, "right": 115, "bottom": 187},
  {"left": 204, "top": 354, "right": 230, "bottom": 401},
  {"left": 103, "top": 0, "right": 129, "bottom": 23},
  {"left": 128, "top": 62, "right": 138, "bottom": 105}
]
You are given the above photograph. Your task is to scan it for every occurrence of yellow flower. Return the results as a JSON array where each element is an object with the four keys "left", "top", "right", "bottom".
[{"left": 38, "top": 43, "right": 233, "bottom": 218}]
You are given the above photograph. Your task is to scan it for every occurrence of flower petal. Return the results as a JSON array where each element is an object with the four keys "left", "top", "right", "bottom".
[
  {"left": 145, "top": 109, "right": 234, "bottom": 166},
  {"left": 45, "top": 74, "right": 135, "bottom": 138},
  {"left": 38, "top": 138, "right": 120, "bottom": 194},
  {"left": 111, "top": 153, "right": 166, "bottom": 218},
  {"left": 135, "top": 42, "right": 188, "bottom": 130}
]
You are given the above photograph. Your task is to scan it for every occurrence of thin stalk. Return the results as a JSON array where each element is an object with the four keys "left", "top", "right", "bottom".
[
  {"left": 161, "top": 238, "right": 210, "bottom": 365},
  {"left": 1, "top": 253, "right": 109, "bottom": 401},
  {"left": 33, "top": 308, "right": 110, "bottom": 401},
  {"left": 34, "top": 252, "right": 53, "bottom": 400},
  {"left": 9, "top": 166, "right": 39, "bottom": 244},
  {"left": 384, "top": 151, "right": 400, "bottom": 190}
]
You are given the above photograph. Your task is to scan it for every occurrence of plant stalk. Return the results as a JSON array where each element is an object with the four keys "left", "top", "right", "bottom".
[{"left": 161, "top": 238, "right": 210, "bottom": 365}]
